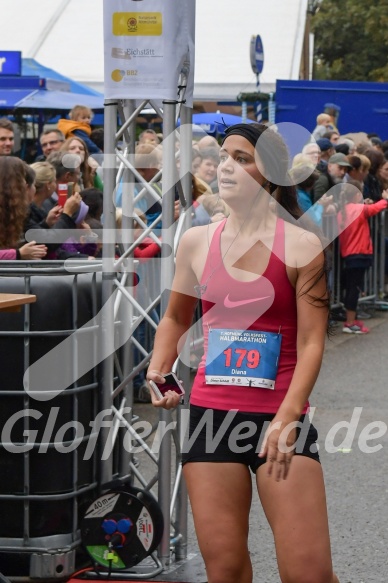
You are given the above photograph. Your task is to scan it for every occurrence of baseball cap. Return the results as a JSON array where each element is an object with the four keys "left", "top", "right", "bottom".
[
  {"left": 328, "top": 153, "right": 353, "bottom": 167},
  {"left": 316, "top": 138, "right": 333, "bottom": 152}
]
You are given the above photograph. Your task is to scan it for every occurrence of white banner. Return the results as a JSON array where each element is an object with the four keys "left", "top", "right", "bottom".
[{"left": 103, "top": 0, "right": 195, "bottom": 105}]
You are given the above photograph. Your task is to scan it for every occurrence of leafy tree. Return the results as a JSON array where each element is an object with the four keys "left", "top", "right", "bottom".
[{"left": 312, "top": 0, "right": 388, "bottom": 81}]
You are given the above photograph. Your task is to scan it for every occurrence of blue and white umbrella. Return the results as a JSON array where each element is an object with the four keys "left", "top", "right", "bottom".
[{"left": 178, "top": 112, "right": 255, "bottom": 135}]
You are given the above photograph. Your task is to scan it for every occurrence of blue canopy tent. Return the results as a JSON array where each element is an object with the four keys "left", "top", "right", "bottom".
[
  {"left": 0, "top": 58, "right": 104, "bottom": 113},
  {"left": 21, "top": 58, "right": 101, "bottom": 97},
  {"left": 15, "top": 89, "right": 104, "bottom": 111},
  {"left": 0, "top": 58, "right": 104, "bottom": 159},
  {"left": 0, "top": 88, "right": 39, "bottom": 109}
]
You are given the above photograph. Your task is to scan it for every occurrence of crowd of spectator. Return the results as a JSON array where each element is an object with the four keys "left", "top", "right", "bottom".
[{"left": 0, "top": 108, "right": 105, "bottom": 262}]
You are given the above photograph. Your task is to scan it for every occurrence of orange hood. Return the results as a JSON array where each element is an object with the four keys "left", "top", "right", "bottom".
[{"left": 57, "top": 118, "right": 91, "bottom": 138}]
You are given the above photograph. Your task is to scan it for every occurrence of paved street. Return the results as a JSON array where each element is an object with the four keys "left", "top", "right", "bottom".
[
  {"left": 246, "top": 311, "right": 388, "bottom": 583},
  {"left": 134, "top": 310, "right": 388, "bottom": 583}
]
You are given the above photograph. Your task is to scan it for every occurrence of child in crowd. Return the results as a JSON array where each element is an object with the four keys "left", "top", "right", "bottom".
[
  {"left": 192, "top": 193, "right": 229, "bottom": 226},
  {"left": 312, "top": 113, "right": 334, "bottom": 140},
  {"left": 58, "top": 105, "right": 102, "bottom": 155},
  {"left": 115, "top": 208, "right": 161, "bottom": 259},
  {"left": 338, "top": 181, "right": 388, "bottom": 333}
]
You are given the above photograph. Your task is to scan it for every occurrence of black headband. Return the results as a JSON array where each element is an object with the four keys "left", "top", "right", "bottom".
[{"left": 221, "top": 123, "right": 266, "bottom": 148}]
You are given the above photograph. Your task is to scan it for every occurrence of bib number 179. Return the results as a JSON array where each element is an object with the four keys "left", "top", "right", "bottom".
[{"left": 223, "top": 348, "right": 260, "bottom": 369}]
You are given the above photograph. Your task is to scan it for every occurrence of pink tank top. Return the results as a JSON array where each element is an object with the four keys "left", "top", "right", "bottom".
[{"left": 190, "top": 218, "right": 307, "bottom": 414}]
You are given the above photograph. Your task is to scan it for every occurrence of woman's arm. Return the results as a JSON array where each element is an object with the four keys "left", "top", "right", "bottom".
[
  {"left": 278, "top": 248, "right": 328, "bottom": 418},
  {"left": 260, "top": 233, "right": 328, "bottom": 479},
  {"left": 0, "top": 249, "right": 17, "bottom": 260},
  {"left": 147, "top": 229, "right": 200, "bottom": 408}
]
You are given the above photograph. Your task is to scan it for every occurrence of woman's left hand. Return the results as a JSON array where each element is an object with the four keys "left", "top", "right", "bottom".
[{"left": 258, "top": 416, "right": 298, "bottom": 481}]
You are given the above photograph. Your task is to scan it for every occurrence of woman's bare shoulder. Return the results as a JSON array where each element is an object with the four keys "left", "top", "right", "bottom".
[
  {"left": 284, "top": 222, "right": 322, "bottom": 247},
  {"left": 178, "top": 222, "right": 220, "bottom": 248},
  {"left": 283, "top": 221, "right": 324, "bottom": 267}
]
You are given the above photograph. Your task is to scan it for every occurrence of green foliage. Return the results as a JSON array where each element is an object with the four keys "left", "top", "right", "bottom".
[{"left": 312, "top": 0, "right": 388, "bottom": 81}]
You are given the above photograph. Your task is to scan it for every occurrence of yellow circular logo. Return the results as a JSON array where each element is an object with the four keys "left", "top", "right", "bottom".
[{"left": 111, "top": 69, "right": 124, "bottom": 82}]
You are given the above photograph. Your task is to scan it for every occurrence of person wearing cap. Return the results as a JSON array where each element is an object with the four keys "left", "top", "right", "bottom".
[
  {"left": 316, "top": 138, "right": 335, "bottom": 171},
  {"left": 313, "top": 152, "right": 352, "bottom": 203}
]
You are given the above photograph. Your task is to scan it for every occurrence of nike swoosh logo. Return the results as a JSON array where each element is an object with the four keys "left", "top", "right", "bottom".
[{"left": 224, "top": 294, "right": 272, "bottom": 308}]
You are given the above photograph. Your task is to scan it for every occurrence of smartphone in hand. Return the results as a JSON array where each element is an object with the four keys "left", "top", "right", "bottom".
[
  {"left": 57, "top": 183, "right": 68, "bottom": 207},
  {"left": 148, "top": 372, "right": 185, "bottom": 400},
  {"left": 67, "top": 182, "right": 74, "bottom": 198}
]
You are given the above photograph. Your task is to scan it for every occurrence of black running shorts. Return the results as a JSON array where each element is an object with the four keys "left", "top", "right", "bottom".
[{"left": 181, "top": 404, "right": 320, "bottom": 473}]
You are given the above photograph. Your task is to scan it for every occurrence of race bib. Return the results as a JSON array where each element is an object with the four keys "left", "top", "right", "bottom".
[{"left": 205, "top": 328, "right": 282, "bottom": 389}]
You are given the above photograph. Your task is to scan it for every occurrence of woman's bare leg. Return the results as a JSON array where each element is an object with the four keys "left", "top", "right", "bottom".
[
  {"left": 257, "top": 456, "right": 339, "bottom": 583},
  {"left": 183, "top": 462, "right": 253, "bottom": 583}
]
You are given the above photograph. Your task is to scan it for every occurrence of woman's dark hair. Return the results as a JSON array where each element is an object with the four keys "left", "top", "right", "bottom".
[
  {"left": 222, "top": 123, "right": 330, "bottom": 316},
  {"left": 347, "top": 155, "right": 362, "bottom": 171},
  {"left": 0, "top": 157, "right": 29, "bottom": 248},
  {"left": 364, "top": 149, "right": 384, "bottom": 175}
]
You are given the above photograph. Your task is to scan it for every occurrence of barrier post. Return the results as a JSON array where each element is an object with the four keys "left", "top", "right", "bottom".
[{"left": 100, "top": 98, "right": 118, "bottom": 485}]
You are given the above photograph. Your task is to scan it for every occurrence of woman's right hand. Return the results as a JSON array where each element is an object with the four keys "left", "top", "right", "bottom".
[
  {"left": 46, "top": 205, "right": 62, "bottom": 227},
  {"left": 146, "top": 370, "right": 182, "bottom": 410},
  {"left": 63, "top": 192, "right": 81, "bottom": 216},
  {"left": 19, "top": 241, "right": 47, "bottom": 260}
]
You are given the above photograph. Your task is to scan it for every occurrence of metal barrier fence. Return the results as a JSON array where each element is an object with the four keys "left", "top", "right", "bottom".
[{"left": 322, "top": 211, "right": 387, "bottom": 312}]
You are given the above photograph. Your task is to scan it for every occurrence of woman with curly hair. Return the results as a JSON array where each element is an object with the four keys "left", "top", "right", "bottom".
[
  {"left": 59, "top": 136, "right": 94, "bottom": 190},
  {"left": 0, "top": 157, "right": 47, "bottom": 260}
]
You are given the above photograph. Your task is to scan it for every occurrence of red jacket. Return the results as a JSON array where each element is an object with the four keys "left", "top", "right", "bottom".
[
  {"left": 134, "top": 237, "right": 160, "bottom": 259},
  {"left": 337, "top": 199, "right": 388, "bottom": 258}
]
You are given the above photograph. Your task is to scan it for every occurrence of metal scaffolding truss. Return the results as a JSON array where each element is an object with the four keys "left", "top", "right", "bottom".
[{"left": 99, "top": 90, "right": 194, "bottom": 575}]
